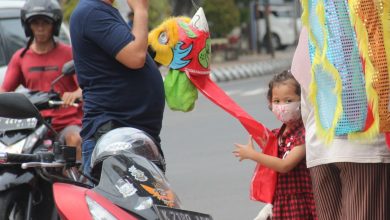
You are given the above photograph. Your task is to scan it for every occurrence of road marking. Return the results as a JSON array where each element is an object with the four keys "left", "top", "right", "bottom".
[
  {"left": 241, "top": 88, "right": 268, "bottom": 96},
  {"left": 225, "top": 90, "right": 242, "bottom": 96},
  {"left": 224, "top": 88, "right": 268, "bottom": 97}
]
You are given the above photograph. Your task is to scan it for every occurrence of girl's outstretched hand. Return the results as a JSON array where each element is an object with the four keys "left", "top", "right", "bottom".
[{"left": 233, "top": 135, "right": 256, "bottom": 161}]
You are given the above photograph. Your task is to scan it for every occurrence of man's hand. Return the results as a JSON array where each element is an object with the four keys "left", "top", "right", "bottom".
[
  {"left": 233, "top": 135, "right": 257, "bottom": 161},
  {"left": 61, "top": 88, "right": 82, "bottom": 107}
]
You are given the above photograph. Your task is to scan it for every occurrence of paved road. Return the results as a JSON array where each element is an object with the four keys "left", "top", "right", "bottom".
[{"left": 160, "top": 74, "right": 282, "bottom": 220}]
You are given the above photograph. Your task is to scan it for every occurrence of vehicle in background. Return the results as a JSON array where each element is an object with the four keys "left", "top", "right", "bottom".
[
  {"left": 256, "top": 5, "right": 301, "bottom": 50},
  {"left": 0, "top": 0, "right": 71, "bottom": 87}
]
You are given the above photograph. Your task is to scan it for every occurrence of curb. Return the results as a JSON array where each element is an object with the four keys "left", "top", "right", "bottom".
[
  {"left": 210, "top": 58, "right": 292, "bottom": 83},
  {"left": 159, "top": 56, "right": 293, "bottom": 83}
]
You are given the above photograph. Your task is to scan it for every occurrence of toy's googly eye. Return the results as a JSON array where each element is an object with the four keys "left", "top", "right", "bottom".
[{"left": 158, "top": 32, "right": 168, "bottom": 45}]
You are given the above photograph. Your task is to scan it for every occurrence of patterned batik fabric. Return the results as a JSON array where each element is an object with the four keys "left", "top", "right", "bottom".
[
  {"left": 301, "top": 0, "right": 390, "bottom": 143},
  {"left": 271, "top": 122, "right": 318, "bottom": 220}
]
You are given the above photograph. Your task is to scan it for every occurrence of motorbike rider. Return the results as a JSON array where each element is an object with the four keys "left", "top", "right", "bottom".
[{"left": 0, "top": 0, "right": 83, "bottom": 161}]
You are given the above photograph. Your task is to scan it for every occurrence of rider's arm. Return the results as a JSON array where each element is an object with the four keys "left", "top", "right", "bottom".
[{"left": 1, "top": 52, "right": 24, "bottom": 92}]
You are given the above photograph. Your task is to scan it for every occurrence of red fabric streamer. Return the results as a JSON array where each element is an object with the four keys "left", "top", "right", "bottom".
[{"left": 187, "top": 73, "right": 278, "bottom": 203}]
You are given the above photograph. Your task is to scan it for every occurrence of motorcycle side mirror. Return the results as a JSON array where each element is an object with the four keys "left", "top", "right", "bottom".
[
  {"left": 62, "top": 60, "right": 75, "bottom": 76},
  {"left": 50, "top": 60, "right": 75, "bottom": 92}
]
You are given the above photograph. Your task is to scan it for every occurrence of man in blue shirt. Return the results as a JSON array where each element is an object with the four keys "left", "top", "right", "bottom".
[{"left": 70, "top": 0, "right": 165, "bottom": 175}]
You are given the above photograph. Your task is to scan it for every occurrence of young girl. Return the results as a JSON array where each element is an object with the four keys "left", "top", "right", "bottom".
[{"left": 233, "top": 70, "right": 317, "bottom": 220}]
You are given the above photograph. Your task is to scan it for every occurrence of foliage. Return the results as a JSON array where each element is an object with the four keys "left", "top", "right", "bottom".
[
  {"left": 203, "top": 0, "right": 240, "bottom": 38},
  {"left": 169, "top": 0, "right": 194, "bottom": 16},
  {"left": 61, "top": 0, "right": 242, "bottom": 38},
  {"left": 235, "top": 0, "right": 252, "bottom": 5},
  {"left": 62, "top": 0, "right": 78, "bottom": 23},
  {"left": 61, "top": 0, "right": 171, "bottom": 28},
  {"left": 149, "top": 0, "right": 172, "bottom": 29},
  {"left": 234, "top": 0, "right": 251, "bottom": 24}
]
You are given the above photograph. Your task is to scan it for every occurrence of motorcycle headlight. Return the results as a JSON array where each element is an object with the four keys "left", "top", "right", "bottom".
[
  {"left": 85, "top": 196, "right": 118, "bottom": 220},
  {"left": 134, "top": 197, "right": 153, "bottom": 211},
  {"left": 0, "top": 139, "right": 26, "bottom": 154}
]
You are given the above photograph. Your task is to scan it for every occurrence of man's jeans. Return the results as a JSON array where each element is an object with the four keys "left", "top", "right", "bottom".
[{"left": 82, "top": 139, "right": 96, "bottom": 176}]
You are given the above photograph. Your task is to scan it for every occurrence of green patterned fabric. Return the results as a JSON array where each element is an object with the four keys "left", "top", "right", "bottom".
[{"left": 164, "top": 69, "right": 198, "bottom": 112}]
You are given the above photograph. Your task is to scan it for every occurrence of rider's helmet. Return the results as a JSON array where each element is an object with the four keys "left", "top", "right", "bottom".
[
  {"left": 90, "top": 127, "right": 166, "bottom": 178},
  {"left": 20, "top": 0, "right": 63, "bottom": 37}
]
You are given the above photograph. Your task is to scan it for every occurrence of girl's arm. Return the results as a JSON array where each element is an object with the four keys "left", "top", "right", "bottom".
[{"left": 233, "top": 136, "right": 306, "bottom": 173}]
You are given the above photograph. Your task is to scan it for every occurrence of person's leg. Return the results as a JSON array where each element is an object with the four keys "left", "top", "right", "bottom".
[
  {"left": 337, "top": 162, "right": 390, "bottom": 220},
  {"left": 81, "top": 139, "right": 96, "bottom": 176},
  {"left": 58, "top": 125, "right": 82, "bottom": 161},
  {"left": 309, "top": 164, "right": 342, "bottom": 220}
]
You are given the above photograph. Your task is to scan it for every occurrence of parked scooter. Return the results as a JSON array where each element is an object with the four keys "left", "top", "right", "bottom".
[{"left": 0, "top": 60, "right": 80, "bottom": 220}]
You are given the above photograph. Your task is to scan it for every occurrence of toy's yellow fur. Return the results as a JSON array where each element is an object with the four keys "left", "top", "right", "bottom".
[{"left": 148, "top": 17, "right": 191, "bottom": 66}]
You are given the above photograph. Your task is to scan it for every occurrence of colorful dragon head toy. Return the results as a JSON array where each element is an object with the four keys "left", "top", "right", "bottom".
[
  {"left": 300, "top": 0, "right": 390, "bottom": 146},
  {"left": 148, "top": 7, "right": 274, "bottom": 148},
  {"left": 148, "top": 8, "right": 278, "bottom": 204},
  {"left": 148, "top": 8, "right": 211, "bottom": 112}
]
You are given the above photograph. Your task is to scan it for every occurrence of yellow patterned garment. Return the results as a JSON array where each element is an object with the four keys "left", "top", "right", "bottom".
[{"left": 301, "top": 0, "right": 390, "bottom": 143}]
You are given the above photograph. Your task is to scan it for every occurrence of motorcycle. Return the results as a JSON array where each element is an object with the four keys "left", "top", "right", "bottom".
[
  {"left": 0, "top": 60, "right": 81, "bottom": 220},
  {"left": 0, "top": 62, "right": 214, "bottom": 219},
  {"left": 53, "top": 126, "right": 214, "bottom": 220}
]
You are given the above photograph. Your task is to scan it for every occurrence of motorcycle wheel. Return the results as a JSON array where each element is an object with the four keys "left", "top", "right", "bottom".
[{"left": 0, "top": 187, "right": 29, "bottom": 220}]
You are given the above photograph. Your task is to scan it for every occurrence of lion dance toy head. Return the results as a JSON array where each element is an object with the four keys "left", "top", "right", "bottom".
[
  {"left": 148, "top": 8, "right": 211, "bottom": 112},
  {"left": 148, "top": 8, "right": 279, "bottom": 204}
]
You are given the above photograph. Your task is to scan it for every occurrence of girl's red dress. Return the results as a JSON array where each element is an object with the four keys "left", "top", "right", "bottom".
[{"left": 271, "top": 121, "right": 317, "bottom": 220}]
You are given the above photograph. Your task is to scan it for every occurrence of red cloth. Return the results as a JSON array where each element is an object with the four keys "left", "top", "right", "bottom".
[
  {"left": 187, "top": 74, "right": 278, "bottom": 203},
  {"left": 2, "top": 43, "right": 82, "bottom": 132},
  {"left": 272, "top": 122, "right": 317, "bottom": 219},
  {"left": 250, "top": 136, "right": 278, "bottom": 203}
]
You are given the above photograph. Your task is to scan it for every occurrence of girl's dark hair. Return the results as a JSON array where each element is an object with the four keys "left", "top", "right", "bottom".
[{"left": 267, "top": 70, "right": 301, "bottom": 102}]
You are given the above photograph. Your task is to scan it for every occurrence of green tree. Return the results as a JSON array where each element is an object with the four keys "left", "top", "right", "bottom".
[
  {"left": 149, "top": 0, "right": 172, "bottom": 29},
  {"left": 234, "top": 0, "right": 251, "bottom": 24},
  {"left": 62, "top": 0, "right": 78, "bottom": 23},
  {"left": 61, "top": 0, "right": 171, "bottom": 28},
  {"left": 170, "top": 0, "right": 194, "bottom": 16},
  {"left": 203, "top": 0, "right": 240, "bottom": 38}
]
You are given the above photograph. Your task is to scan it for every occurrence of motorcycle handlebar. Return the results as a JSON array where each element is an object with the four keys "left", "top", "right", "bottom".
[
  {"left": 48, "top": 100, "right": 79, "bottom": 107},
  {"left": 0, "top": 152, "right": 54, "bottom": 164}
]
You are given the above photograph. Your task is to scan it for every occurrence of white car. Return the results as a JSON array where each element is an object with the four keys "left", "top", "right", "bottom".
[
  {"left": 257, "top": 5, "right": 301, "bottom": 49},
  {"left": 0, "top": 0, "right": 70, "bottom": 87}
]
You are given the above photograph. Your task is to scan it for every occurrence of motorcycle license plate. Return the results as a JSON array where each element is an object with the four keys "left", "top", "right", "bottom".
[
  {"left": 153, "top": 205, "right": 213, "bottom": 220},
  {"left": 0, "top": 117, "right": 37, "bottom": 131}
]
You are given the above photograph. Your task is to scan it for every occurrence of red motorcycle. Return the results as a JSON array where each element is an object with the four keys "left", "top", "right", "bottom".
[
  {"left": 0, "top": 97, "right": 213, "bottom": 220},
  {"left": 0, "top": 64, "right": 213, "bottom": 220}
]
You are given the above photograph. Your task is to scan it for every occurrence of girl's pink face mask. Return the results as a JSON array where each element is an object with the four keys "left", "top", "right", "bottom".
[{"left": 272, "top": 101, "right": 301, "bottom": 124}]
